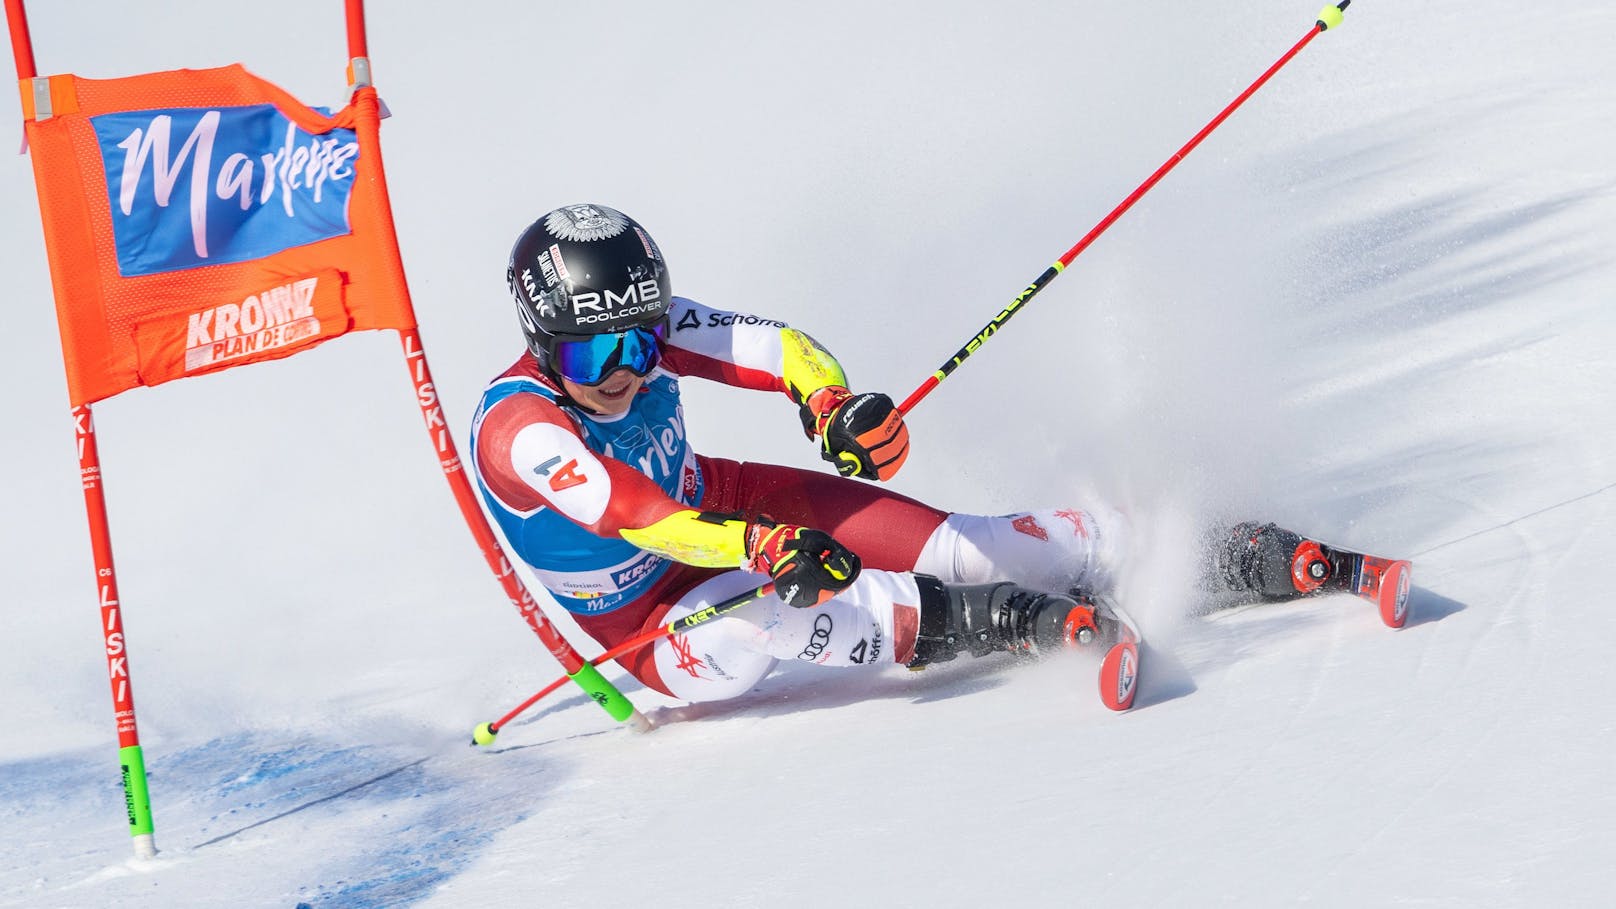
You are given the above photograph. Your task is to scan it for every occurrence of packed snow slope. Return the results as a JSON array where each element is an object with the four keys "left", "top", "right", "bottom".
[{"left": 2, "top": 1, "right": 1612, "bottom": 906}]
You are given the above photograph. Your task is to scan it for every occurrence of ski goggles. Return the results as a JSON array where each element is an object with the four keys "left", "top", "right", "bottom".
[{"left": 546, "top": 318, "right": 669, "bottom": 386}]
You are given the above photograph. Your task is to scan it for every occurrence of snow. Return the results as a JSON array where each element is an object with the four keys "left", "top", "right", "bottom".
[{"left": 3, "top": 1, "right": 1613, "bottom": 905}]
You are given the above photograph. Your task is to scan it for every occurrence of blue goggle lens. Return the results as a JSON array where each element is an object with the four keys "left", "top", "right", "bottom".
[{"left": 551, "top": 321, "right": 667, "bottom": 385}]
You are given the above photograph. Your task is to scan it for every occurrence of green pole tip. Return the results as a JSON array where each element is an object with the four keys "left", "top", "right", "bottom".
[
  {"left": 472, "top": 722, "right": 498, "bottom": 746},
  {"left": 1317, "top": 5, "right": 1345, "bottom": 30}
]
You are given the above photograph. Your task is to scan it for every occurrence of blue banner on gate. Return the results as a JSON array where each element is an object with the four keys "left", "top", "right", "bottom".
[{"left": 90, "top": 104, "right": 359, "bottom": 277}]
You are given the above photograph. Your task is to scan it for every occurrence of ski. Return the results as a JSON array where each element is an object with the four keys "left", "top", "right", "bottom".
[
  {"left": 1220, "top": 523, "right": 1414, "bottom": 630},
  {"left": 1343, "top": 554, "right": 1414, "bottom": 629},
  {"left": 1291, "top": 536, "right": 1414, "bottom": 629},
  {"left": 1209, "top": 542, "right": 1414, "bottom": 629},
  {"left": 1093, "top": 599, "right": 1143, "bottom": 712}
]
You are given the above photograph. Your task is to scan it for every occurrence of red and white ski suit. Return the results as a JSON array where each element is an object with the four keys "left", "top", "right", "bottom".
[{"left": 470, "top": 297, "right": 1124, "bottom": 701}]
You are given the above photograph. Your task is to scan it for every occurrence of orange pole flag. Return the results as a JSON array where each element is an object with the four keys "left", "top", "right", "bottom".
[{"left": 19, "top": 64, "right": 414, "bottom": 405}]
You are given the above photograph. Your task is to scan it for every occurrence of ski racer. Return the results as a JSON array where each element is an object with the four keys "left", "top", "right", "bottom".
[{"left": 470, "top": 203, "right": 1383, "bottom": 704}]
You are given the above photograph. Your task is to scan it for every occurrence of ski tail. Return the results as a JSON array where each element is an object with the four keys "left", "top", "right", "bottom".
[
  {"left": 1094, "top": 599, "right": 1143, "bottom": 711},
  {"left": 1347, "top": 556, "right": 1413, "bottom": 629}
]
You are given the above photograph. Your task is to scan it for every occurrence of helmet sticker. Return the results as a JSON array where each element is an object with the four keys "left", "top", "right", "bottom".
[
  {"left": 633, "top": 226, "right": 659, "bottom": 260},
  {"left": 548, "top": 243, "right": 571, "bottom": 282},
  {"left": 534, "top": 292, "right": 558, "bottom": 320},
  {"left": 545, "top": 204, "right": 629, "bottom": 242},
  {"left": 517, "top": 265, "right": 559, "bottom": 319},
  {"left": 513, "top": 283, "right": 541, "bottom": 335},
  {"left": 537, "top": 248, "right": 559, "bottom": 286}
]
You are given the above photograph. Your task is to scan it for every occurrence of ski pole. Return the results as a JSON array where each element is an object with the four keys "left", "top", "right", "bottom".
[
  {"left": 897, "top": 2, "right": 1351, "bottom": 415},
  {"left": 473, "top": 581, "right": 775, "bottom": 745}
]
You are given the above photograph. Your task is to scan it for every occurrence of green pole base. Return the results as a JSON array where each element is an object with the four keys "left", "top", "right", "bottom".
[{"left": 119, "top": 744, "right": 157, "bottom": 856}]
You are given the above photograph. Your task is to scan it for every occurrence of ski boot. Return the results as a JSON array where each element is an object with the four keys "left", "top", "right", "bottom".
[
  {"left": 1217, "top": 522, "right": 1413, "bottom": 628},
  {"left": 907, "top": 575, "right": 1102, "bottom": 668}
]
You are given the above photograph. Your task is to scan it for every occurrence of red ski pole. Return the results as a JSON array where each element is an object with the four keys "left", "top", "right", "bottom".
[
  {"left": 898, "top": 2, "right": 1351, "bottom": 415},
  {"left": 473, "top": 581, "right": 775, "bottom": 745}
]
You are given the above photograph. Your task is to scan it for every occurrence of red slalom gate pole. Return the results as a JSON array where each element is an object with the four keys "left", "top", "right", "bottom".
[
  {"left": 898, "top": 2, "right": 1352, "bottom": 416},
  {"left": 8, "top": 0, "right": 159, "bottom": 859},
  {"left": 343, "top": 0, "right": 372, "bottom": 90},
  {"left": 398, "top": 331, "right": 643, "bottom": 729},
  {"left": 5, "top": 0, "right": 35, "bottom": 79},
  {"left": 339, "top": 1, "right": 644, "bottom": 728},
  {"left": 76, "top": 407, "right": 158, "bottom": 858},
  {"left": 344, "top": 0, "right": 367, "bottom": 60}
]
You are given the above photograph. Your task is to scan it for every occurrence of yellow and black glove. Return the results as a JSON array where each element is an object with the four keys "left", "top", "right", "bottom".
[
  {"left": 746, "top": 518, "right": 861, "bottom": 608},
  {"left": 799, "top": 385, "right": 910, "bottom": 481}
]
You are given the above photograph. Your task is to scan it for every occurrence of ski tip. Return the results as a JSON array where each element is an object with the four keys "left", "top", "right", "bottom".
[
  {"left": 1379, "top": 560, "right": 1413, "bottom": 629},
  {"left": 1099, "top": 641, "right": 1141, "bottom": 711}
]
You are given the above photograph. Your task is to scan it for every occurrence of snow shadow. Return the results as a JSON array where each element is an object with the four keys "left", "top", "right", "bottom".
[
  {"left": 1402, "top": 586, "right": 1468, "bottom": 629},
  {"left": 1306, "top": 187, "right": 1607, "bottom": 334},
  {"left": 641, "top": 657, "right": 1024, "bottom": 728},
  {"left": 191, "top": 755, "right": 430, "bottom": 849},
  {"left": 2, "top": 731, "right": 561, "bottom": 908},
  {"left": 1130, "top": 640, "right": 1197, "bottom": 710},
  {"left": 163, "top": 732, "right": 532, "bottom": 908}
]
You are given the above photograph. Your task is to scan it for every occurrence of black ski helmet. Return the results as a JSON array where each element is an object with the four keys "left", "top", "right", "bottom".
[{"left": 506, "top": 204, "right": 671, "bottom": 361}]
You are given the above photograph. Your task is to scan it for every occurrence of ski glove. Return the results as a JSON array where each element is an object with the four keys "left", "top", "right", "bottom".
[
  {"left": 800, "top": 385, "right": 911, "bottom": 481},
  {"left": 746, "top": 519, "right": 861, "bottom": 608}
]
